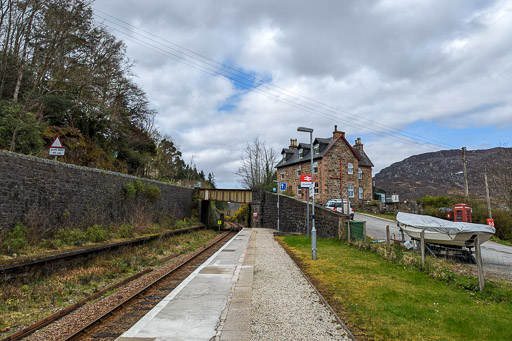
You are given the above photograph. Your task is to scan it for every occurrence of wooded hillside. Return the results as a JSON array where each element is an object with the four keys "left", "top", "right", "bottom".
[{"left": 0, "top": 0, "right": 211, "bottom": 184}]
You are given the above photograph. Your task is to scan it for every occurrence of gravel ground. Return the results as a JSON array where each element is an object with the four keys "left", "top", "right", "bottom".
[
  {"left": 25, "top": 232, "right": 227, "bottom": 341},
  {"left": 251, "top": 229, "right": 351, "bottom": 341}
]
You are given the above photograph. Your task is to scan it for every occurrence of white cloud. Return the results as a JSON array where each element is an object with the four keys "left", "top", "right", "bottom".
[{"left": 93, "top": 0, "right": 512, "bottom": 186}]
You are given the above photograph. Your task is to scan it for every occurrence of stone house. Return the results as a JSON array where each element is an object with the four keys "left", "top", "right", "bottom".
[{"left": 275, "top": 125, "right": 374, "bottom": 206}]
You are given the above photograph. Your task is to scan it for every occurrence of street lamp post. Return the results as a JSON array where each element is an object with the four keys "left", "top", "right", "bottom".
[
  {"left": 297, "top": 126, "right": 316, "bottom": 260},
  {"left": 273, "top": 180, "right": 280, "bottom": 232}
]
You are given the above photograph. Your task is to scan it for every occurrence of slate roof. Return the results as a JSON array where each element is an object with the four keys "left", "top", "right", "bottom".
[
  {"left": 276, "top": 135, "right": 373, "bottom": 168},
  {"left": 353, "top": 148, "right": 374, "bottom": 167}
]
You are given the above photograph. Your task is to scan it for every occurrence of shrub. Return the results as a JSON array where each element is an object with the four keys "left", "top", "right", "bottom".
[
  {"left": 134, "top": 180, "right": 146, "bottom": 194},
  {"left": 123, "top": 183, "right": 136, "bottom": 199},
  {"left": 0, "top": 223, "right": 29, "bottom": 254},
  {"left": 144, "top": 185, "right": 161, "bottom": 201},
  {"left": 86, "top": 225, "right": 111, "bottom": 243},
  {"left": 124, "top": 181, "right": 161, "bottom": 201},
  {"left": 54, "top": 227, "right": 87, "bottom": 246},
  {"left": 282, "top": 189, "right": 295, "bottom": 197},
  {"left": 418, "top": 195, "right": 455, "bottom": 208},
  {"left": 40, "top": 238, "right": 64, "bottom": 250},
  {"left": 368, "top": 200, "right": 381, "bottom": 207},
  {"left": 175, "top": 220, "right": 188, "bottom": 229},
  {"left": 159, "top": 215, "right": 176, "bottom": 229},
  {"left": 117, "top": 224, "right": 135, "bottom": 238},
  {"left": 491, "top": 209, "right": 512, "bottom": 241},
  {"left": 232, "top": 205, "right": 249, "bottom": 223}
]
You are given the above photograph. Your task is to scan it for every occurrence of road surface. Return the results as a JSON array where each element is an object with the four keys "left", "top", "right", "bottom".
[{"left": 355, "top": 212, "right": 512, "bottom": 279}]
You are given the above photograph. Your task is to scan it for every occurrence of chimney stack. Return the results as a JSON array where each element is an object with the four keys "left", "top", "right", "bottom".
[
  {"left": 289, "top": 138, "right": 298, "bottom": 149},
  {"left": 333, "top": 125, "right": 345, "bottom": 139},
  {"left": 354, "top": 137, "right": 363, "bottom": 152}
]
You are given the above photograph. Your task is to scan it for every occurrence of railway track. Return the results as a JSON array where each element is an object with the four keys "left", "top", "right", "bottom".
[
  {"left": 3, "top": 223, "right": 242, "bottom": 341},
  {"left": 0, "top": 226, "right": 203, "bottom": 281}
]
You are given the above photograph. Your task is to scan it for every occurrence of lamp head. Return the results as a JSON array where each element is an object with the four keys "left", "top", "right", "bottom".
[{"left": 297, "top": 127, "right": 313, "bottom": 133}]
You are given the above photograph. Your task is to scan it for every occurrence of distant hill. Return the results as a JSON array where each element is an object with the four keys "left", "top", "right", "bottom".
[{"left": 373, "top": 147, "right": 512, "bottom": 200}]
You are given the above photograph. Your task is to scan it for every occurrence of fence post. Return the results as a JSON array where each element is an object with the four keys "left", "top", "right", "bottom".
[
  {"left": 420, "top": 230, "right": 425, "bottom": 268},
  {"left": 347, "top": 219, "right": 351, "bottom": 243},
  {"left": 386, "top": 225, "right": 390, "bottom": 255},
  {"left": 338, "top": 218, "right": 343, "bottom": 240},
  {"left": 363, "top": 221, "right": 367, "bottom": 247},
  {"left": 475, "top": 236, "right": 485, "bottom": 291}
]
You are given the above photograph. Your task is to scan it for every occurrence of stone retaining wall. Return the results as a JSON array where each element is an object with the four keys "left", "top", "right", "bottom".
[
  {"left": 258, "top": 190, "right": 348, "bottom": 238},
  {"left": 0, "top": 151, "right": 193, "bottom": 232}
]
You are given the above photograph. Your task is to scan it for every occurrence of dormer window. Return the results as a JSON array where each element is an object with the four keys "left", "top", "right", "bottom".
[
  {"left": 314, "top": 144, "right": 320, "bottom": 154},
  {"left": 299, "top": 148, "right": 303, "bottom": 158}
]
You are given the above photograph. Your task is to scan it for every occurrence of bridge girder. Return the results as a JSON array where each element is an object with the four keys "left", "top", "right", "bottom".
[{"left": 198, "top": 188, "right": 253, "bottom": 204}]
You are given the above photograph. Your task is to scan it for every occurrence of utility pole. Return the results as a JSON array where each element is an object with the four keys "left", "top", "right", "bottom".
[
  {"left": 462, "top": 147, "right": 469, "bottom": 200},
  {"left": 484, "top": 166, "right": 492, "bottom": 219}
]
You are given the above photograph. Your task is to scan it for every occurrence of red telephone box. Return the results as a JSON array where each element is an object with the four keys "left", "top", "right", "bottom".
[{"left": 453, "top": 203, "right": 472, "bottom": 223}]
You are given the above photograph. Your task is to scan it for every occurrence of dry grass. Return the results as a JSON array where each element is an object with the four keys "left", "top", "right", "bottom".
[{"left": 0, "top": 229, "right": 217, "bottom": 338}]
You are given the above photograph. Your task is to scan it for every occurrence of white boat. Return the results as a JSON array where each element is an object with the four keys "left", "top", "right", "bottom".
[{"left": 396, "top": 212, "right": 495, "bottom": 248}]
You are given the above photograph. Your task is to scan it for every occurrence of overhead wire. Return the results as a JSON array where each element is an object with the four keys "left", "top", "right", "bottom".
[
  {"left": 93, "top": 8, "right": 453, "bottom": 149},
  {"left": 92, "top": 8, "right": 457, "bottom": 150},
  {"left": 96, "top": 23, "right": 442, "bottom": 149}
]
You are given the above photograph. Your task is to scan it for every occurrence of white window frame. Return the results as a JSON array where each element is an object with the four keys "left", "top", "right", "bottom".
[
  {"left": 358, "top": 167, "right": 362, "bottom": 179},
  {"left": 314, "top": 182, "right": 319, "bottom": 194},
  {"left": 297, "top": 185, "right": 301, "bottom": 195},
  {"left": 359, "top": 186, "right": 363, "bottom": 199},
  {"left": 348, "top": 183, "right": 354, "bottom": 198},
  {"left": 280, "top": 169, "right": 284, "bottom": 180},
  {"left": 314, "top": 144, "right": 320, "bottom": 154},
  {"left": 348, "top": 162, "right": 354, "bottom": 175},
  {"left": 313, "top": 161, "right": 318, "bottom": 174},
  {"left": 297, "top": 165, "right": 301, "bottom": 176},
  {"left": 299, "top": 148, "right": 303, "bottom": 158}
]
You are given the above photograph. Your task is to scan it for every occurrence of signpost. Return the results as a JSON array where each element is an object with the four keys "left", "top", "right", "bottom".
[
  {"left": 273, "top": 180, "right": 286, "bottom": 232},
  {"left": 49, "top": 136, "right": 65, "bottom": 160},
  {"left": 217, "top": 219, "right": 222, "bottom": 231},
  {"left": 300, "top": 174, "right": 315, "bottom": 188}
]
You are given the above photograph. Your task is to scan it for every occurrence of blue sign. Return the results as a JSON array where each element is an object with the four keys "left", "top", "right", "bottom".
[{"left": 280, "top": 183, "right": 287, "bottom": 191}]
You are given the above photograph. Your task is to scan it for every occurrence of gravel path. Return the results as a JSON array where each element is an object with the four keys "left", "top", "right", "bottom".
[{"left": 251, "top": 229, "right": 351, "bottom": 340}]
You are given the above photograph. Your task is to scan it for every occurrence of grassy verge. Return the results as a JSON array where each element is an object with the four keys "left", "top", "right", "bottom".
[
  {"left": 356, "top": 211, "right": 396, "bottom": 221},
  {"left": 277, "top": 235, "right": 512, "bottom": 340},
  {"left": 0, "top": 218, "right": 201, "bottom": 261},
  {"left": 0, "top": 229, "right": 217, "bottom": 338},
  {"left": 490, "top": 236, "right": 512, "bottom": 247}
]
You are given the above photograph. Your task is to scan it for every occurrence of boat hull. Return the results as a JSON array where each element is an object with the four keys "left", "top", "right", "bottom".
[{"left": 400, "top": 225, "right": 493, "bottom": 248}]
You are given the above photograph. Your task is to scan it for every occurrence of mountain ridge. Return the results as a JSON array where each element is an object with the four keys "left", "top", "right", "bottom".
[{"left": 373, "top": 147, "right": 512, "bottom": 201}]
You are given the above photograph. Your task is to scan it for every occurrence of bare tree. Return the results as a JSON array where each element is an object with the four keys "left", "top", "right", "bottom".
[
  {"left": 487, "top": 148, "right": 512, "bottom": 210},
  {"left": 236, "top": 137, "right": 278, "bottom": 189},
  {"left": 488, "top": 166, "right": 512, "bottom": 210}
]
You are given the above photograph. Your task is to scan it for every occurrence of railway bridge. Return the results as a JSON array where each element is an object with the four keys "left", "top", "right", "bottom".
[
  {"left": 197, "top": 188, "right": 258, "bottom": 227},
  {"left": 197, "top": 188, "right": 348, "bottom": 238}
]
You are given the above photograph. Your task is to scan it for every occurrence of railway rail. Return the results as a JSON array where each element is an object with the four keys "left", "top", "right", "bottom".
[
  {"left": 2, "top": 223, "right": 241, "bottom": 341},
  {"left": 0, "top": 226, "right": 203, "bottom": 280}
]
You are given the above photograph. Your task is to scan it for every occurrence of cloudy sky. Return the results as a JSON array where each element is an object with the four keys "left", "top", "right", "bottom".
[{"left": 93, "top": 0, "right": 512, "bottom": 188}]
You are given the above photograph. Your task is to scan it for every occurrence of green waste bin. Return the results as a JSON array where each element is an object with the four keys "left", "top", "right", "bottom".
[{"left": 345, "top": 220, "right": 365, "bottom": 241}]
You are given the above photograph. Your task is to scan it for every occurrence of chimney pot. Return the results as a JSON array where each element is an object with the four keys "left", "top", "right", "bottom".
[
  {"left": 333, "top": 125, "right": 345, "bottom": 139},
  {"left": 289, "top": 138, "right": 298, "bottom": 149},
  {"left": 354, "top": 137, "right": 363, "bottom": 152}
]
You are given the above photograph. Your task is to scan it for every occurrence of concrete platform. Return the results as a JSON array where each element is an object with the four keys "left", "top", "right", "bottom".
[{"left": 117, "top": 228, "right": 254, "bottom": 341}]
